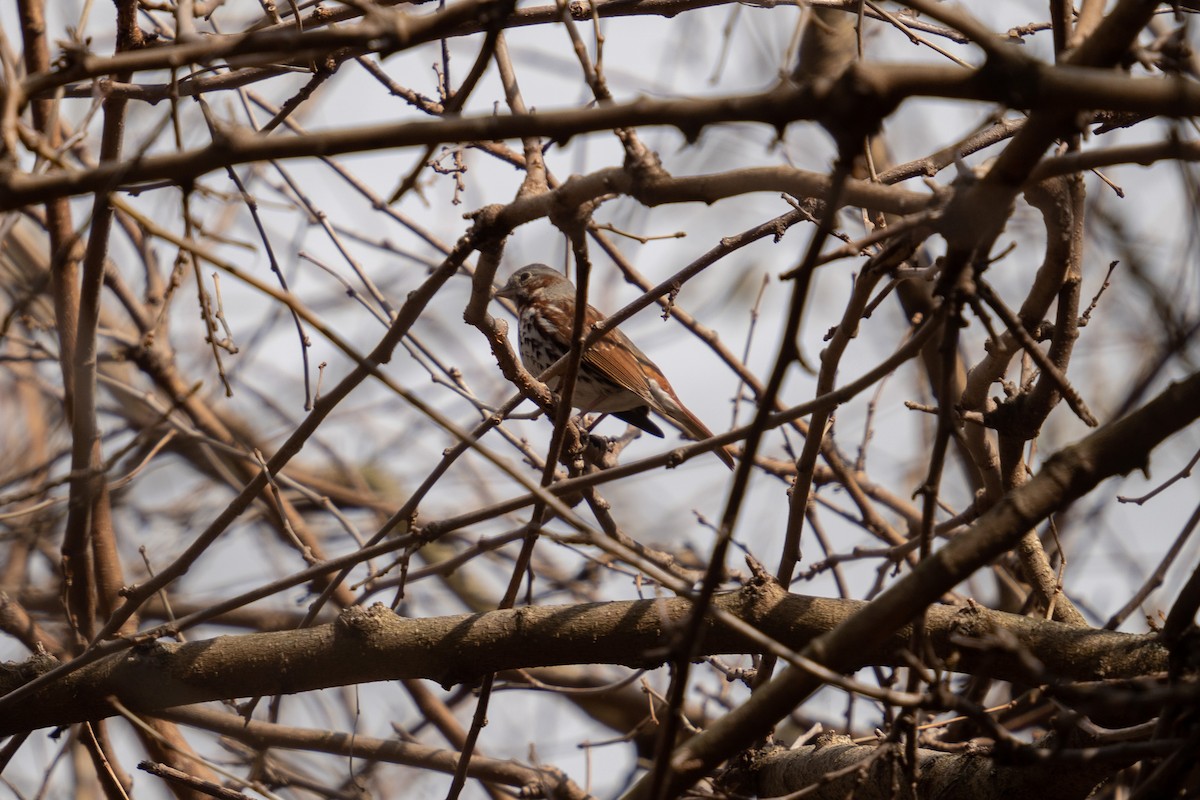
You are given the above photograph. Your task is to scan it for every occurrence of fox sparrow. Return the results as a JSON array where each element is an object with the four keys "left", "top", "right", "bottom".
[{"left": 495, "top": 264, "right": 735, "bottom": 469}]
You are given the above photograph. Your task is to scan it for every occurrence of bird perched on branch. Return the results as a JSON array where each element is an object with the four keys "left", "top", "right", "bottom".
[{"left": 495, "top": 264, "right": 735, "bottom": 469}]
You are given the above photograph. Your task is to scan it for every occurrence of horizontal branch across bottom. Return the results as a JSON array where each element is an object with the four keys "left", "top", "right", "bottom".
[{"left": 0, "top": 581, "right": 1164, "bottom": 736}]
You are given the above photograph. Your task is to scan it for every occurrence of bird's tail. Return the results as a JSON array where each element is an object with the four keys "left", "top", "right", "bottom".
[
  {"left": 647, "top": 380, "right": 737, "bottom": 470},
  {"left": 672, "top": 406, "right": 737, "bottom": 470}
]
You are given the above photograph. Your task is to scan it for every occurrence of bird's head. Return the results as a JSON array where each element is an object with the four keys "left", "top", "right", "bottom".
[{"left": 494, "top": 264, "right": 574, "bottom": 305}]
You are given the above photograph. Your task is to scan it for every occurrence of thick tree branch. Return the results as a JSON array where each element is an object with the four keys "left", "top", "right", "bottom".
[
  {"left": 0, "top": 583, "right": 1166, "bottom": 736},
  {"left": 625, "top": 370, "right": 1200, "bottom": 800}
]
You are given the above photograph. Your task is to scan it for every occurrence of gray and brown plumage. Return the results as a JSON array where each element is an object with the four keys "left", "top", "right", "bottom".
[{"left": 495, "top": 264, "right": 735, "bottom": 469}]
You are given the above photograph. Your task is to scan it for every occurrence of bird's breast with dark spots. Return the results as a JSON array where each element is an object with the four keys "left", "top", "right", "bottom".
[{"left": 517, "top": 308, "right": 635, "bottom": 412}]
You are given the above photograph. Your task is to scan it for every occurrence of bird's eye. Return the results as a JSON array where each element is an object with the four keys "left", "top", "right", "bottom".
[{"left": 518, "top": 271, "right": 531, "bottom": 283}]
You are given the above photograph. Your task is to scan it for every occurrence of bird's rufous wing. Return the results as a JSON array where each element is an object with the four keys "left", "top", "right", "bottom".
[
  {"left": 582, "top": 304, "right": 736, "bottom": 469},
  {"left": 578, "top": 304, "right": 659, "bottom": 401}
]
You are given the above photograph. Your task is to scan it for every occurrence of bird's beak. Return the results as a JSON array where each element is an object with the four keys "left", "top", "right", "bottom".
[{"left": 494, "top": 283, "right": 515, "bottom": 300}]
